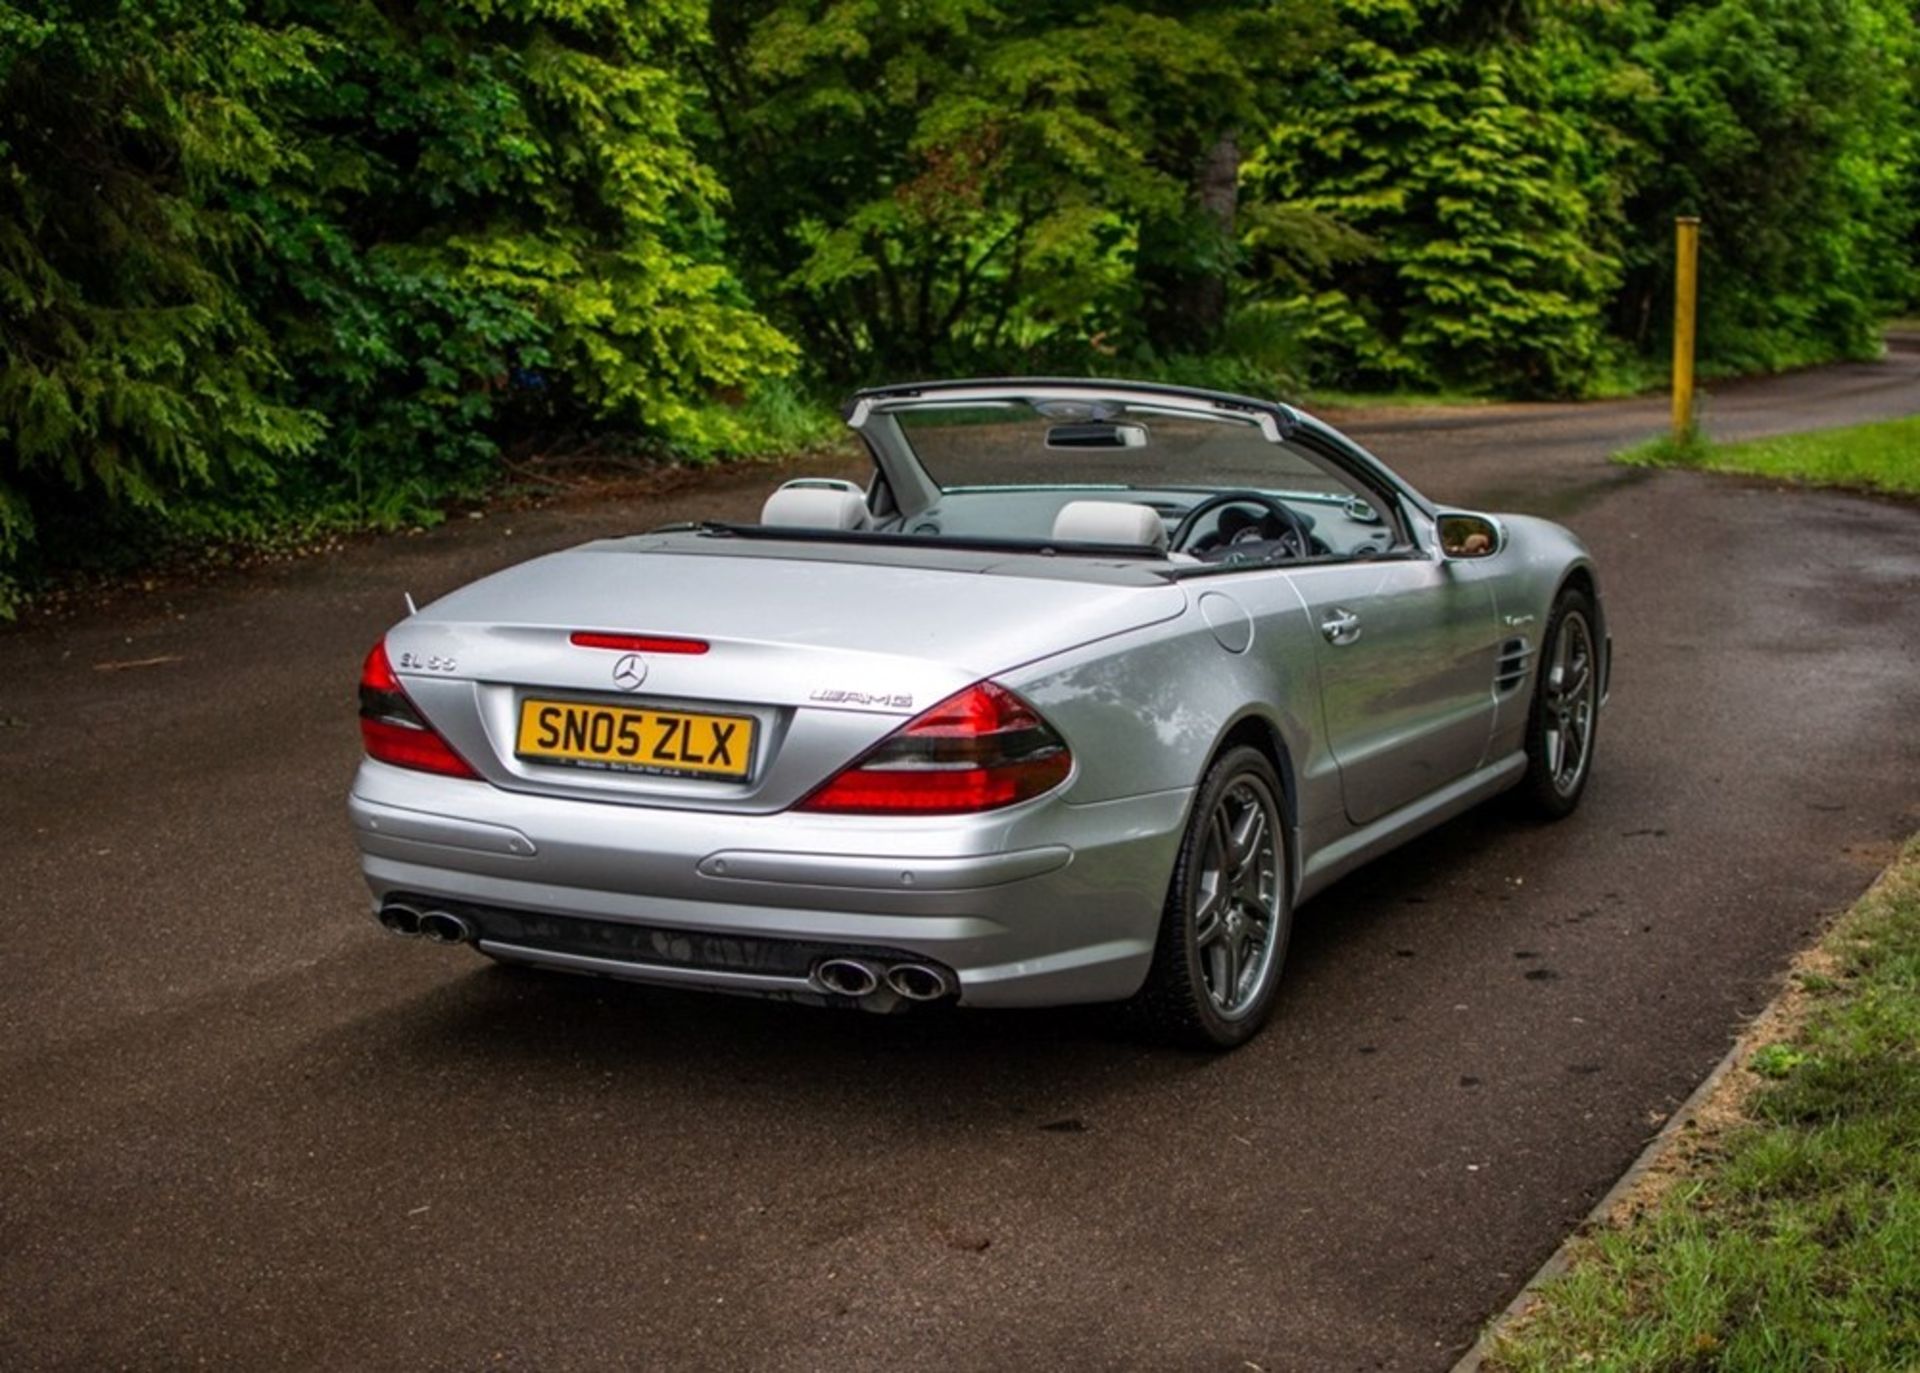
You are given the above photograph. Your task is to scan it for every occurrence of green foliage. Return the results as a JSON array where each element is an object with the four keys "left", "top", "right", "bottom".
[
  {"left": 696, "top": 1, "right": 1334, "bottom": 379},
  {"left": 246, "top": 0, "right": 797, "bottom": 480},
  {"left": 1556, "top": 0, "right": 1920, "bottom": 375},
  {"left": 2, "top": 0, "right": 1918, "bottom": 610},
  {"left": 1239, "top": 0, "right": 1919, "bottom": 395},
  {"left": 1748, "top": 1041, "right": 1810, "bottom": 1079},
  {"left": 1615, "top": 428, "right": 1710, "bottom": 470},
  {"left": 1, "top": 0, "right": 797, "bottom": 612},
  {"left": 0, "top": 0, "right": 326, "bottom": 610},
  {"left": 1244, "top": 0, "right": 1619, "bottom": 396}
]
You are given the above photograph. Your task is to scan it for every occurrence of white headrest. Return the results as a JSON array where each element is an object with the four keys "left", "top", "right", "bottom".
[
  {"left": 1051, "top": 500, "right": 1168, "bottom": 550},
  {"left": 760, "top": 484, "right": 869, "bottom": 530}
]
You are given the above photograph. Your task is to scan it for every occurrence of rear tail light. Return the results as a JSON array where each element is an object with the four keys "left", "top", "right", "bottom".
[
  {"left": 794, "top": 681, "right": 1071, "bottom": 815},
  {"left": 358, "top": 640, "right": 482, "bottom": 780}
]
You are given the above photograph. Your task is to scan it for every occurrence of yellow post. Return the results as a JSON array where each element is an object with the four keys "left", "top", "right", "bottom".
[{"left": 1671, "top": 216, "right": 1701, "bottom": 440}]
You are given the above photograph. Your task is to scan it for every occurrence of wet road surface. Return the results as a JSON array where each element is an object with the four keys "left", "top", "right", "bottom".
[{"left": 3, "top": 346, "right": 1917, "bottom": 1369}]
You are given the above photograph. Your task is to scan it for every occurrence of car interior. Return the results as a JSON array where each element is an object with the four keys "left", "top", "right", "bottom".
[{"left": 748, "top": 397, "right": 1409, "bottom": 567}]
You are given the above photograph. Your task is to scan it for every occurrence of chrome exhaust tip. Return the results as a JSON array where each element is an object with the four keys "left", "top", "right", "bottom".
[
  {"left": 885, "top": 963, "right": 953, "bottom": 1002},
  {"left": 378, "top": 903, "right": 423, "bottom": 938},
  {"left": 813, "top": 958, "right": 880, "bottom": 998},
  {"left": 418, "top": 911, "right": 472, "bottom": 945}
]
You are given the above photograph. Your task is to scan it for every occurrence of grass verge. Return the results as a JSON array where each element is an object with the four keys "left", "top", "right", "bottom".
[
  {"left": 1617, "top": 417, "right": 1920, "bottom": 499},
  {"left": 1485, "top": 836, "right": 1920, "bottom": 1371}
]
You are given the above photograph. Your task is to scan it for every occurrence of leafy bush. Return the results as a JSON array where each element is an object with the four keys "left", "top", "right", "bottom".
[
  {"left": 1238, "top": 0, "right": 1918, "bottom": 395},
  {"left": 253, "top": 0, "right": 796, "bottom": 466}
]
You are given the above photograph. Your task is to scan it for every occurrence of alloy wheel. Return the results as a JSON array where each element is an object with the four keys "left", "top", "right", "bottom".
[
  {"left": 1544, "top": 611, "right": 1597, "bottom": 797},
  {"left": 1192, "top": 775, "right": 1284, "bottom": 1018}
]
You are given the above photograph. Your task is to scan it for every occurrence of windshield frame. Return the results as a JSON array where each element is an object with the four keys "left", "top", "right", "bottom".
[{"left": 854, "top": 378, "right": 1428, "bottom": 538}]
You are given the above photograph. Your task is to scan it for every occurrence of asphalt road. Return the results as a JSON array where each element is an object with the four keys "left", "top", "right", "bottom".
[{"left": 3, "top": 347, "right": 1918, "bottom": 1370}]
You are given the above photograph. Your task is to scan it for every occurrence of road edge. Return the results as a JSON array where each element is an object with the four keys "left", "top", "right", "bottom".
[
  {"left": 1445, "top": 1017, "right": 1753, "bottom": 1372},
  {"left": 1445, "top": 840, "right": 1920, "bottom": 1371}
]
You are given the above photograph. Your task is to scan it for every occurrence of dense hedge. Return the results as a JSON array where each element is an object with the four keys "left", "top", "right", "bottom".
[{"left": 1, "top": 0, "right": 1916, "bottom": 608}]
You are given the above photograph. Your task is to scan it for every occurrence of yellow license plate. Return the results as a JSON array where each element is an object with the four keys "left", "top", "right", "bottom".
[{"left": 515, "top": 699, "right": 756, "bottom": 779}]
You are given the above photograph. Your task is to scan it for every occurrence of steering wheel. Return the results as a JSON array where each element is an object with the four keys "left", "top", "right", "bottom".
[{"left": 1171, "top": 490, "right": 1316, "bottom": 563}]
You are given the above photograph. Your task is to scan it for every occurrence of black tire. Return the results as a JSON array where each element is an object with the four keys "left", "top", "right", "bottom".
[
  {"left": 1514, "top": 587, "right": 1601, "bottom": 820},
  {"left": 1129, "top": 745, "right": 1293, "bottom": 1050}
]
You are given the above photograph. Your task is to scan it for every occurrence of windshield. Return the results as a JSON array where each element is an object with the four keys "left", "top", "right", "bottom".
[
  {"left": 724, "top": 386, "right": 1408, "bottom": 565},
  {"left": 889, "top": 400, "right": 1352, "bottom": 496}
]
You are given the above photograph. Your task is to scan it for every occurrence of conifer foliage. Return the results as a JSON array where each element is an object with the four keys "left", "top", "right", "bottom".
[
  {"left": 1246, "top": 1, "right": 1615, "bottom": 395},
  {"left": 0, "top": 0, "right": 324, "bottom": 588}
]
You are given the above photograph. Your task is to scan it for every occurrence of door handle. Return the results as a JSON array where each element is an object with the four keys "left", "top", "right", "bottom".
[{"left": 1320, "top": 609, "right": 1362, "bottom": 644}]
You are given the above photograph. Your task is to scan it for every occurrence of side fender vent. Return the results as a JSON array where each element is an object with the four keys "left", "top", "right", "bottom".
[{"left": 1495, "top": 637, "right": 1532, "bottom": 693}]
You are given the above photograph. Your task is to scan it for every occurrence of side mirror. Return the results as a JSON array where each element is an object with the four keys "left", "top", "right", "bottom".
[{"left": 1436, "top": 511, "right": 1505, "bottom": 560}]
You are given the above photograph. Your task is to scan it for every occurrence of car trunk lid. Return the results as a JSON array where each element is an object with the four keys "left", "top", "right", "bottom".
[{"left": 384, "top": 544, "right": 1185, "bottom": 812}]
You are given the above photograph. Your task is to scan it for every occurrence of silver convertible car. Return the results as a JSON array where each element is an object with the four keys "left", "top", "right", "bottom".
[{"left": 351, "top": 379, "right": 1607, "bottom": 1048}]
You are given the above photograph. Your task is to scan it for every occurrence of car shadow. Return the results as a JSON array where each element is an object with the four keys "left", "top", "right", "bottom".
[
  {"left": 1281, "top": 802, "right": 1518, "bottom": 986},
  {"left": 325, "top": 950, "right": 1199, "bottom": 1139}
]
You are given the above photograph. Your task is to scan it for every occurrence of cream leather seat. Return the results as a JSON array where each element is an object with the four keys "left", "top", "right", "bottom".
[
  {"left": 760, "top": 482, "right": 869, "bottom": 530},
  {"left": 1050, "top": 500, "right": 1169, "bottom": 550}
]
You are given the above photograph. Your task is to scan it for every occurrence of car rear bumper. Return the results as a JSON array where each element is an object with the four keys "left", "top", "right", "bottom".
[{"left": 349, "top": 761, "right": 1191, "bottom": 1008}]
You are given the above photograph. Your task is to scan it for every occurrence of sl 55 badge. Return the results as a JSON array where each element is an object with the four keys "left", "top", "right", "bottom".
[{"left": 398, "top": 651, "right": 458, "bottom": 672}]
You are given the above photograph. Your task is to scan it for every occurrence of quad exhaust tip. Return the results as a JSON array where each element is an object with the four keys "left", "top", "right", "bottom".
[
  {"left": 384, "top": 907, "right": 944, "bottom": 995},
  {"left": 886, "top": 963, "right": 952, "bottom": 1002},
  {"left": 418, "top": 910, "right": 472, "bottom": 945},
  {"left": 811, "top": 957, "right": 955, "bottom": 1003},
  {"left": 378, "top": 903, "right": 423, "bottom": 938},
  {"left": 380, "top": 902, "right": 470, "bottom": 944},
  {"left": 813, "top": 958, "right": 880, "bottom": 998}
]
